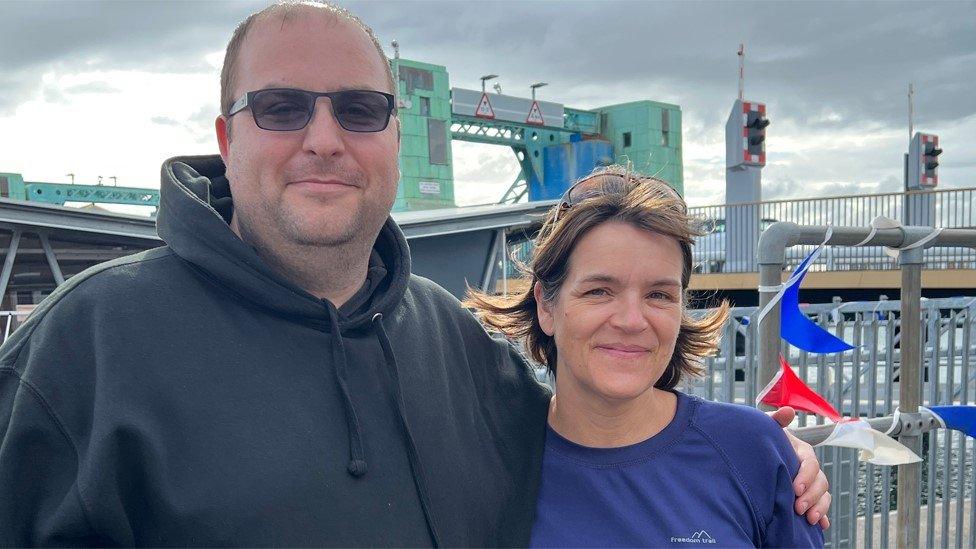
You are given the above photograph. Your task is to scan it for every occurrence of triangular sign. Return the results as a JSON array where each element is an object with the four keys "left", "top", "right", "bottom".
[
  {"left": 476, "top": 93, "right": 495, "bottom": 119},
  {"left": 526, "top": 100, "right": 545, "bottom": 125}
]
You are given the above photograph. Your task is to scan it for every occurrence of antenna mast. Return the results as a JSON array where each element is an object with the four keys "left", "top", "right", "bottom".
[
  {"left": 738, "top": 43, "right": 745, "bottom": 101},
  {"left": 908, "top": 82, "right": 915, "bottom": 143}
]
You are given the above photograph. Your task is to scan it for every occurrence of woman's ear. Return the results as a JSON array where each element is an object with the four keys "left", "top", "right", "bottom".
[{"left": 534, "top": 281, "right": 555, "bottom": 336}]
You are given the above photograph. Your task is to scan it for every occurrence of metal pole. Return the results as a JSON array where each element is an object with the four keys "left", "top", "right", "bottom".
[
  {"left": 908, "top": 83, "right": 915, "bottom": 144},
  {"left": 737, "top": 44, "right": 745, "bottom": 101},
  {"left": 757, "top": 261, "right": 783, "bottom": 401},
  {"left": 38, "top": 232, "right": 65, "bottom": 286},
  {"left": 896, "top": 246, "right": 924, "bottom": 549},
  {"left": 790, "top": 409, "right": 942, "bottom": 446},
  {"left": 479, "top": 229, "right": 501, "bottom": 292},
  {"left": 0, "top": 229, "right": 22, "bottom": 300}
]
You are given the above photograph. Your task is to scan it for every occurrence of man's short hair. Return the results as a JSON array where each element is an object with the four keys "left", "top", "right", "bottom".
[{"left": 219, "top": 0, "right": 396, "bottom": 118}]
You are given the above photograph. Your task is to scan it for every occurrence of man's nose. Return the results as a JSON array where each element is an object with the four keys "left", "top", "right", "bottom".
[{"left": 301, "top": 97, "right": 346, "bottom": 158}]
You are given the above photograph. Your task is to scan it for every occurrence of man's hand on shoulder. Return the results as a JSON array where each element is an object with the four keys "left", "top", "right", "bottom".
[{"left": 768, "top": 406, "right": 831, "bottom": 530}]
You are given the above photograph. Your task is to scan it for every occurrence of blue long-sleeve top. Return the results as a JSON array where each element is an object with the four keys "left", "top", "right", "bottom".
[{"left": 530, "top": 391, "right": 824, "bottom": 548}]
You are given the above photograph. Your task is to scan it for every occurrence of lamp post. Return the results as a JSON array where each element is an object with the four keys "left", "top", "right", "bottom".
[
  {"left": 530, "top": 82, "right": 548, "bottom": 100},
  {"left": 480, "top": 74, "right": 498, "bottom": 93}
]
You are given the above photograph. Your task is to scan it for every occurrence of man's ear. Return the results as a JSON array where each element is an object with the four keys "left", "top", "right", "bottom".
[
  {"left": 216, "top": 115, "right": 231, "bottom": 162},
  {"left": 534, "top": 281, "right": 555, "bottom": 336}
]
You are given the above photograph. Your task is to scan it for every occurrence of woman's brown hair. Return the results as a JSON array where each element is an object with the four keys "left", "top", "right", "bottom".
[{"left": 466, "top": 166, "right": 729, "bottom": 390}]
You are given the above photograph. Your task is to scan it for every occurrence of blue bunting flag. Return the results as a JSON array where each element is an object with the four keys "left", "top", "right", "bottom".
[
  {"left": 924, "top": 405, "right": 976, "bottom": 438},
  {"left": 779, "top": 249, "right": 855, "bottom": 353}
]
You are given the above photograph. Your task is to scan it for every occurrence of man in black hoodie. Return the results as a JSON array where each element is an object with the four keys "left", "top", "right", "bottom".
[{"left": 0, "top": 2, "right": 830, "bottom": 545}]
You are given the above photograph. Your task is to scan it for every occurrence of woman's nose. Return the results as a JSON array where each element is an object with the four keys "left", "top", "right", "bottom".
[{"left": 609, "top": 296, "right": 649, "bottom": 333}]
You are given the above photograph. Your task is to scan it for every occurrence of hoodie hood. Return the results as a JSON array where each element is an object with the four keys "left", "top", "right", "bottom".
[{"left": 155, "top": 154, "right": 410, "bottom": 332}]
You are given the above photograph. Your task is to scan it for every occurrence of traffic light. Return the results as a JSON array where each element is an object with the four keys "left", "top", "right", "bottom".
[
  {"left": 725, "top": 99, "right": 768, "bottom": 169},
  {"left": 908, "top": 132, "right": 941, "bottom": 188},
  {"left": 746, "top": 105, "right": 769, "bottom": 160}
]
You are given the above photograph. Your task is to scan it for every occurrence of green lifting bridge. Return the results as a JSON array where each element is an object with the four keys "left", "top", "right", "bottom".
[{"left": 392, "top": 56, "right": 684, "bottom": 212}]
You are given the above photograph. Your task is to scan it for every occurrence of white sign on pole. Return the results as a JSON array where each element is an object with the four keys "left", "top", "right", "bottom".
[
  {"left": 475, "top": 93, "right": 495, "bottom": 119},
  {"left": 418, "top": 181, "right": 441, "bottom": 195},
  {"left": 526, "top": 100, "right": 545, "bottom": 126}
]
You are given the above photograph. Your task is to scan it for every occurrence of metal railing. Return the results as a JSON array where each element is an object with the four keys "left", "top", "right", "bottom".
[
  {"left": 689, "top": 187, "right": 976, "bottom": 273},
  {"left": 755, "top": 222, "right": 976, "bottom": 548},
  {"left": 501, "top": 188, "right": 976, "bottom": 276},
  {"left": 685, "top": 297, "right": 976, "bottom": 549}
]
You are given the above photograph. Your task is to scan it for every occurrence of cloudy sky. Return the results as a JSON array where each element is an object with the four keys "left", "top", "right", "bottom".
[{"left": 1, "top": 1, "right": 974, "bottom": 210}]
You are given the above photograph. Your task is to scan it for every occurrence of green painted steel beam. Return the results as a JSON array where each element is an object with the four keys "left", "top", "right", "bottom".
[
  {"left": 450, "top": 114, "right": 584, "bottom": 147},
  {"left": 24, "top": 183, "right": 159, "bottom": 207},
  {"left": 451, "top": 116, "right": 531, "bottom": 147}
]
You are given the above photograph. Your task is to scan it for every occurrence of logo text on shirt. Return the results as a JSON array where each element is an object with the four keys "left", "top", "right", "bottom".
[{"left": 670, "top": 530, "right": 716, "bottom": 544}]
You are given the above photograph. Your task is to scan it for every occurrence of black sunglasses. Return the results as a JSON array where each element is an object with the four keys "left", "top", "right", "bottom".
[{"left": 227, "top": 88, "right": 396, "bottom": 132}]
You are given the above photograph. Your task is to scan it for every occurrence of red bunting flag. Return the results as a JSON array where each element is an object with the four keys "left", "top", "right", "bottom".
[{"left": 757, "top": 355, "right": 842, "bottom": 422}]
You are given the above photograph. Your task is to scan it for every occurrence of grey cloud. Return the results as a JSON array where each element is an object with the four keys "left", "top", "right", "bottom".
[
  {"left": 186, "top": 103, "right": 219, "bottom": 143},
  {"left": 151, "top": 116, "right": 180, "bottom": 126},
  {"left": 150, "top": 102, "right": 218, "bottom": 143},
  {"left": 188, "top": 103, "right": 218, "bottom": 130},
  {"left": 0, "top": 0, "right": 261, "bottom": 111},
  {"left": 0, "top": 71, "right": 42, "bottom": 114},
  {"left": 0, "top": 1, "right": 261, "bottom": 71}
]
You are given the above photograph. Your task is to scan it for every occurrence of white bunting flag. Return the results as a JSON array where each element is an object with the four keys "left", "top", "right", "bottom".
[{"left": 815, "top": 419, "right": 922, "bottom": 466}]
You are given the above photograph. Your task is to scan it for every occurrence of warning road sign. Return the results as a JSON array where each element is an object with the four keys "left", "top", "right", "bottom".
[
  {"left": 476, "top": 93, "right": 495, "bottom": 119},
  {"left": 526, "top": 100, "right": 545, "bottom": 126}
]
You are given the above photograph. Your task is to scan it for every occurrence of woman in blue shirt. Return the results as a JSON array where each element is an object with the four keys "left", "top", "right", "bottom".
[{"left": 469, "top": 167, "right": 824, "bottom": 547}]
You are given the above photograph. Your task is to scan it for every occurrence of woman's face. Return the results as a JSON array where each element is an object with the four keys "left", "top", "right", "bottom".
[{"left": 537, "top": 221, "right": 684, "bottom": 403}]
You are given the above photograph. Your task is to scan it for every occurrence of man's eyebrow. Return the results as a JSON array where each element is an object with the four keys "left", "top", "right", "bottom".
[{"left": 253, "top": 84, "right": 382, "bottom": 92}]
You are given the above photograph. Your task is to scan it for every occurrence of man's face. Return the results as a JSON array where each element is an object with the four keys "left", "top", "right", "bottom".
[{"left": 218, "top": 12, "right": 399, "bottom": 249}]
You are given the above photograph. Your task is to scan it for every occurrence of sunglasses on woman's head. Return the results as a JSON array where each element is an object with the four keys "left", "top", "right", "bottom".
[
  {"left": 552, "top": 173, "right": 683, "bottom": 222},
  {"left": 227, "top": 88, "right": 396, "bottom": 132}
]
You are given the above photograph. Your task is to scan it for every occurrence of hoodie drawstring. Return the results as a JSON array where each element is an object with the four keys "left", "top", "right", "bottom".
[
  {"left": 372, "top": 313, "right": 443, "bottom": 547},
  {"left": 325, "top": 303, "right": 368, "bottom": 477}
]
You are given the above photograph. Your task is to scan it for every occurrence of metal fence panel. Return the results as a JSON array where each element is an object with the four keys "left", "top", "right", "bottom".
[{"left": 685, "top": 297, "right": 976, "bottom": 548}]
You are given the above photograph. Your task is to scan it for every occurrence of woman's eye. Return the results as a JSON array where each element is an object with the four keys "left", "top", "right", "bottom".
[{"left": 648, "top": 291, "right": 675, "bottom": 301}]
